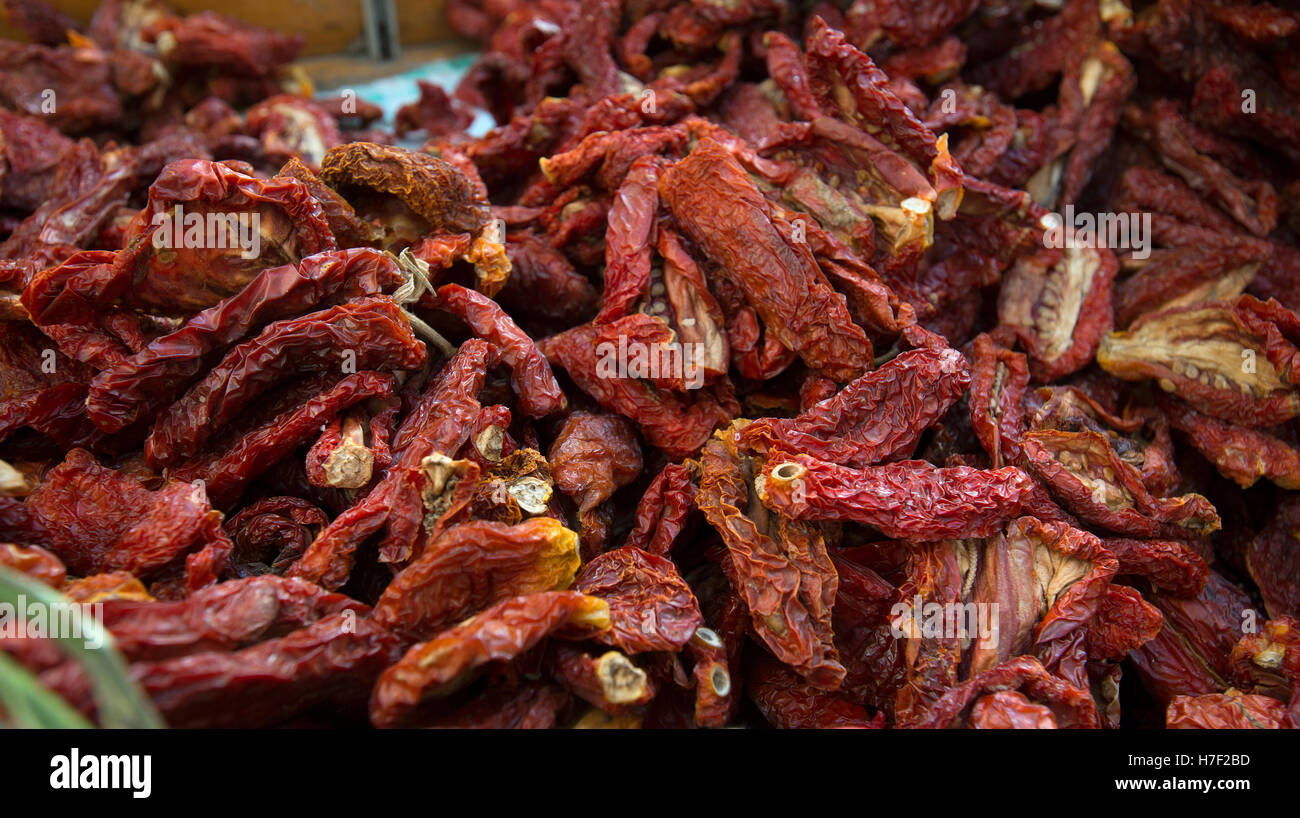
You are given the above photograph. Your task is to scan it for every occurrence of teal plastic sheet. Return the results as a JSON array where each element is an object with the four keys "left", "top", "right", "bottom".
[{"left": 316, "top": 51, "right": 495, "bottom": 139}]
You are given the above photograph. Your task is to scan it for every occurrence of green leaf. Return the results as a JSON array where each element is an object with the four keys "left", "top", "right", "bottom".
[
  {"left": 0, "top": 566, "right": 164, "bottom": 729},
  {"left": 0, "top": 650, "right": 93, "bottom": 728}
]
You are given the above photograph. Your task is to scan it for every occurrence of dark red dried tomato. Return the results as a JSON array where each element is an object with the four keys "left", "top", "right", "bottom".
[{"left": 4, "top": 0, "right": 1298, "bottom": 734}]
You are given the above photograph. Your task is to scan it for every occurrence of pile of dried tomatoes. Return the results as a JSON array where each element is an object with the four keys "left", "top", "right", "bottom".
[{"left": 0, "top": 0, "right": 1297, "bottom": 728}]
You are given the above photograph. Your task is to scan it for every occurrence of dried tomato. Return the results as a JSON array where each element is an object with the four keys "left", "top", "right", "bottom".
[
  {"left": 758, "top": 452, "right": 1057, "bottom": 540},
  {"left": 624, "top": 463, "right": 698, "bottom": 557},
  {"left": 969, "top": 332, "right": 1029, "bottom": 467},
  {"left": 746, "top": 651, "right": 883, "bottom": 729},
  {"left": 425, "top": 283, "right": 565, "bottom": 417},
  {"left": 574, "top": 546, "right": 703, "bottom": 654},
  {"left": 1098, "top": 302, "right": 1300, "bottom": 427},
  {"left": 130, "top": 615, "right": 401, "bottom": 728},
  {"left": 0, "top": 542, "right": 65, "bottom": 586},
  {"left": 371, "top": 517, "right": 581, "bottom": 640},
  {"left": 539, "top": 315, "right": 739, "bottom": 459},
  {"left": 144, "top": 296, "right": 425, "bottom": 468},
  {"left": 696, "top": 427, "right": 844, "bottom": 689},
  {"left": 23, "top": 448, "right": 227, "bottom": 579},
  {"left": 659, "top": 138, "right": 874, "bottom": 382},
  {"left": 998, "top": 246, "right": 1118, "bottom": 381},
  {"left": 4, "top": 0, "right": 1299, "bottom": 733},
  {"left": 1229, "top": 617, "right": 1299, "bottom": 704},
  {"left": 1161, "top": 395, "right": 1300, "bottom": 490},
  {"left": 74, "top": 160, "right": 332, "bottom": 318},
  {"left": 171, "top": 370, "right": 398, "bottom": 508},
  {"left": 319, "top": 143, "right": 510, "bottom": 294},
  {"left": 1167, "top": 691, "right": 1291, "bottom": 729},
  {"left": 548, "top": 411, "right": 641, "bottom": 556},
  {"left": 545, "top": 643, "right": 654, "bottom": 714},
  {"left": 100, "top": 575, "right": 366, "bottom": 661},
  {"left": 1246, "top": 497, "right": 1300, "bottom": 620},
  {"left": 738, "top": 346, "right": 970, "bottom": 467},
  {"left": 369, "top": 591, "right": 610, "bottom": 727},
  {"left": 245, "top": 95, "right": 342, "bottom": 169},
  {"left": 914, "top": 656, "right": 1099, "bottom": 729},
  {"left": 288, "top": 340, "right": 498, "bottom": 587},
  {"left": 87, "top": 247, "right": 403, "bottom": 434},
  {"left": 1020, "top": 429, "right": 1220, "bottom": 538}
]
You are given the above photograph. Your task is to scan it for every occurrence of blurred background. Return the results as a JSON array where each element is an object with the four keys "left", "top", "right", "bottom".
[{"left": 0, "top": 0, "right": 477, "bottom": 86}]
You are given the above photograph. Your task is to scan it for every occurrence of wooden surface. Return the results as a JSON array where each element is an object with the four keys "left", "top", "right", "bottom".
[
  {"left": 300, "top": 41, "right": 475, "bottom": 90},
  {"left": 0, "top": 0, "right": 459, "bottom": 57}
]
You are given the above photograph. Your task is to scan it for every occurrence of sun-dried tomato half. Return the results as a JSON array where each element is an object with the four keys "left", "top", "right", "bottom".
[
  {"left": 1229, "top": 617, "right": 1299, "bottom": 704},
  {"left": 1097, "top": 302, "right": 1300, "bottom": 427},
  {"left": 372, "top": 517, "right": 581, "bottom": 640},
  {"left": 1115, "top": 243, "right": 1268, "bottom": 329},
  {"left": 999, "top": 245, "right": 1118, "bottom": 381},
  {"left": 1232, "top": 294, "right": 1300, "bottom": 387},
  {"left": 738, "top": 346, "right": 970, "bottom": 467},
  {"left": 144, "top": 296, "right": 426, "bottom": 468},
  {"left": 659, "top": 138, "right": 875, "bottom": 382},
  {"left": 319, "top": 141, "right": 489, "bottom": 239},
  {"left": 1031, "top": 385, "right": 1180, "bottom": 497},
  {"left": 245, "top": 95, "right": 343, "bottom": 169},
  {"left": 111, "top": 160, "right": 335, "bottom": 316},
  {"left": 1160, "top": 394, "right": 1300, "bottom": 489},
  {"left": 23, "top": 448, "right": 228, "bottom": 579},
  {"left": 1166, "top": 691, "right": 1291, "bottom": 729},
  {"left": 574, "top": 546, "right": 704, "bottom": 654},
  {"left": 1021, "top": 428, "right": 1219, "bottom": 538},
  {"left": 321, "top": 142, "right": 511, "bottom": 295},
  {"left": 969, "top": 332, "right": 1030, "bottom": 467},
  {"left": 697, "top": 426, "right": 845, "bottom": 689},
  {"left": 1246, "top": 498, "right": 1300, "bottom": 620},
  {"left": 368, "top": 591, "right": 610, "bottom": 728}
]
